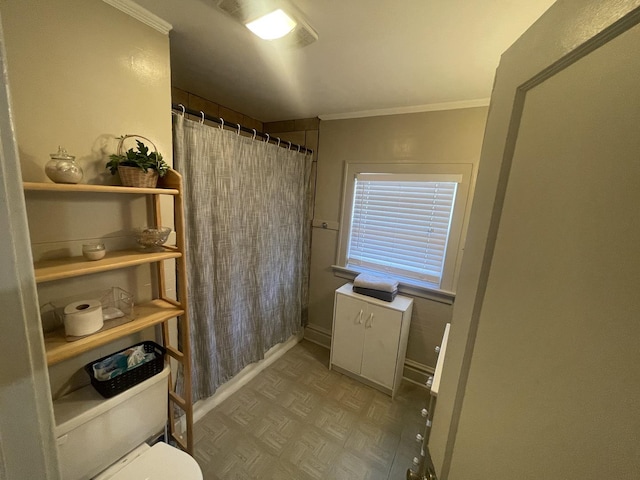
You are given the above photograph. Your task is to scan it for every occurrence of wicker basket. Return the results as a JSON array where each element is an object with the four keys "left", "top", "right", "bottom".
[
  {"left": 115, "top": 134, "right": 160, "bottom": 188},
  {"left": 84, "top": 341, "right": 165, "bottom": 398},
  {"left": 118, "top": 165, "right": 159, "bottom": 188}
]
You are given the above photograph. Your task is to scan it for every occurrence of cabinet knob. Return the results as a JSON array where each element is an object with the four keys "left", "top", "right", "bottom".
[
  {"left": 421, "top": 408, "right": 428, "bottom": 418},
  {"left": 426, "top": 376, "right": 434, "bottom": 388},
  {"left": 415, "top": 433, "right": 424, "bottom": 442},
  {"left": 435, "top": 345, "right": 441, "bottom": 354}
]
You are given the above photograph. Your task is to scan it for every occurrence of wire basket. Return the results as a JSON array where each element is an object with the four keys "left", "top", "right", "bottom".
[
  {"left": 84, "top": 341, "right": 165, "bottom": 398},
  {"left": 115, "top": 134, "right": 160, "bottom": 188}
]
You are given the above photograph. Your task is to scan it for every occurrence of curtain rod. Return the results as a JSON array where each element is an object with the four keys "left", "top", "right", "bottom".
[{"left": 171, "top": 104, "right": 314, "bottom": 155}]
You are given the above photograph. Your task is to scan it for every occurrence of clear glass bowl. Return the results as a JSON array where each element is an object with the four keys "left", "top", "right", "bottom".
[{"left": 133, "top": 227, "right": 171, "bottom": 250}]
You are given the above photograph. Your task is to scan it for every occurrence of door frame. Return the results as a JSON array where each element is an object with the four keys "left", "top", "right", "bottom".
[{"left": 430, "top": 1, "right": 640, "bottom": 478}]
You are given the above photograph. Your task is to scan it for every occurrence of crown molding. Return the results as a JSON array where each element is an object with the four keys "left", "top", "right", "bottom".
[
  {"left": 102, "top": 0, "right": 172, "bottom": 35},
  {"left": 318, "top": 98, "right": 490, "bottom": 121}
]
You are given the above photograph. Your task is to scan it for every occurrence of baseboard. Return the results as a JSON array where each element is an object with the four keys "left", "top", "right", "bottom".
[
  {"left": 403, "top": 358, "right": 434, "bottom": 387},
  {"left": 192, "top": 331, "right": 303, "bottom": 424},
  {"left": 303, "top": 324, "right": 331, "bottom": 348}
]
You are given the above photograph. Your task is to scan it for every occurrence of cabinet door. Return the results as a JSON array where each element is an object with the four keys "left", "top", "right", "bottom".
[
  {"left": 331, "top": 294, "right": 366, "bottom": 374},
  {"left": 361, "top": 303, "right": 402, "bottom": 388}
]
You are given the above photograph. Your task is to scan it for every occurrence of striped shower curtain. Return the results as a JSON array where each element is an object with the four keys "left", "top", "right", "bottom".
[{"left": 173, "top": 114, "right": 313, "bottom": 401}]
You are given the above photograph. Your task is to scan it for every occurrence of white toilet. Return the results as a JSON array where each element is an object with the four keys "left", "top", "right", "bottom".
[{"left": 53, "top": 366, "right": 202, "bottom": 480}]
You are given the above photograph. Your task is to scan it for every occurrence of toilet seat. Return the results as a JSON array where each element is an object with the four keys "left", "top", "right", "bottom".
[{"left": 94, "top": 442, "right": 202, "bottom": 480}]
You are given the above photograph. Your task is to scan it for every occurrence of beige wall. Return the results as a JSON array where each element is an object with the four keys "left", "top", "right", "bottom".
[
  {"left": 308, "top": 108, "right": 488, "bottom": 371},
  {"left": 1, "top": 0, "right": 174, "bottom": 397},
  {"left": 4, "top": 0, "right": 172, "bottom": 184}
]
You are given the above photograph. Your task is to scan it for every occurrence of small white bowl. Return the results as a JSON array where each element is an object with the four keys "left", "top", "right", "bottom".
[{"left": 82, "top": 243, "right": 106, "bottom": 261}]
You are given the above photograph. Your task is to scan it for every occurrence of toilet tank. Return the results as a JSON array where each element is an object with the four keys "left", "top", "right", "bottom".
[{"left": 53, "top": 365, "right": 170, "bottom": 480}]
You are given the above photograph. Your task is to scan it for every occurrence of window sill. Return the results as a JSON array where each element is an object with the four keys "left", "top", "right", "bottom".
[{"left": 331, "top": 265, "right": 455, "bottom": 305}]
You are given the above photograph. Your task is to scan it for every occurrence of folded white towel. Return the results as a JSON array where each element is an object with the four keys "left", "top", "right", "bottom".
[{"left": 353, "top": 273, "right": 399, "bottom": 293}]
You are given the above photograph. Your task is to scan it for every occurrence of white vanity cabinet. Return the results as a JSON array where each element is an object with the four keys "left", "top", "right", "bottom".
[{"left": 330, "top": 283, "right": 413, "bottom": 397}]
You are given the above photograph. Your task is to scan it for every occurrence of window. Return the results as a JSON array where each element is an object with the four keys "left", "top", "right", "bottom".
[
  {"left": 348, "top": 173, "right": 459, "bottom": 285},
  {"left": 337, "top": 163, "right": 473, "bottom": 293}
]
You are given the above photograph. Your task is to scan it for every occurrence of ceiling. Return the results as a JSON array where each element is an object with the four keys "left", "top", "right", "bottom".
[{"left": 133, "top": 0, "right": 556, "bottom": 122}]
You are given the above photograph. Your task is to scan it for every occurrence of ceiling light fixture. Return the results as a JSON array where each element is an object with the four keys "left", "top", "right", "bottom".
[
  {"left": 216, "top": 0, "right": 318, "bottom": 47},
  {"left": 245, "top": 9, "right": 297, "bottom": 40}
]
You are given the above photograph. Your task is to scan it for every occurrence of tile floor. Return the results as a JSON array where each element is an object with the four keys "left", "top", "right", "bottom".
[{"left": 193, "top": 340, "right": 428, "bottom": 479}]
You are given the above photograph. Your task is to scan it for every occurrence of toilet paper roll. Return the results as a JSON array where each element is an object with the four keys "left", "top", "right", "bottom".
[{"left": 64, "top": 299, "right": 103, "bottom": 337}]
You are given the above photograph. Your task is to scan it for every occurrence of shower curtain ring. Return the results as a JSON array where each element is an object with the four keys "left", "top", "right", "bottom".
[
  {"left": 277, "top": 137, "right": 281, "bottom": 147},
  {"left": 220, "top": 118, "right": 224, "bottom": 130},
  {"left": 237, "top": 123, "right": 241, "bottom": 135},
  {"left": 178, "top": 104, "right": 185, "bottom": 116},
  {"left": 265, "top": 133, "right": 270, "bottom": 143},
  {"left": 252, "top": 129, "right": 257, "bottom": 141},
  {"left": 297, "top": 145, "right": 301, "bottom": 153},
  {"left": 288, "top": 141, "right": 292, "bottom": 150},
  {"left": 200, "top": 111, "right": 205, "bottom": 124}
]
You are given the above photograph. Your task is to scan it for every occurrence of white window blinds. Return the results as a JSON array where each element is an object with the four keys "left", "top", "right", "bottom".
[{"left": 347, "top": 173, "right": 461, "bottom": 286}]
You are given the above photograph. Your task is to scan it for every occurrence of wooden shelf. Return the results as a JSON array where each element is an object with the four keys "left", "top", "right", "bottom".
[
  {"left": 26, "top": 168, "right": 193, "bottom": 452},
  {"left": 34, "top": 249, "right": 182, "bottom": 283},
  {"left": 23, "top": 182, "right": 179, "bottom": 195},
  {"left": 44, "top": 298, "right": 184, "bottom": 365}
]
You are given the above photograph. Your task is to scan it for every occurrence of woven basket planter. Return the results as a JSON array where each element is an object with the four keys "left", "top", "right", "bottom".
[
  {"left": 117, "top": 165, "right": 159, "bottom": 188},
  {"left": 114, "top": 134, "right": 162, "bottom": 188}
]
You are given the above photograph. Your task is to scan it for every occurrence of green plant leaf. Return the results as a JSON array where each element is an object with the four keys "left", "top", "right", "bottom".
[{"left": 106, "top": 137, "right": 169, "bottom": 177}]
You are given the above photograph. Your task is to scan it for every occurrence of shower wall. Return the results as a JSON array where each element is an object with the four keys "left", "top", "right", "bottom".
[{"left": 171, "top": 86, "right": 263, "bottom": 132}]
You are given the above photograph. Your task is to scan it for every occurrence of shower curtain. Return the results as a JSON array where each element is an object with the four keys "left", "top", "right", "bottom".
[{"left": 173, "top": 114, "right": 313, "bottom": 401}]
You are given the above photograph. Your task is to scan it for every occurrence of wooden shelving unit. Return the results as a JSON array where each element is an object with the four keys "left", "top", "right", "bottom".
[
  {"left": 44, "top": 299, "right": 184, "bottom": 365},
  {"left": 23, "top": 170, "right": 193, "bottom": 454},
  {"left": 23, "top": 181, "right": 179, "bottom": 196},
  {"left": 34, "top": 249, "right": 182, "bottom": 283}
]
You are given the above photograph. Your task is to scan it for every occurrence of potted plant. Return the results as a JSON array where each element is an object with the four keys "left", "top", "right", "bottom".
[{"left": 106, "top": 135, "right": 169, "bottom": 188}]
